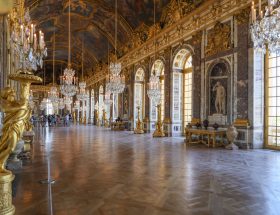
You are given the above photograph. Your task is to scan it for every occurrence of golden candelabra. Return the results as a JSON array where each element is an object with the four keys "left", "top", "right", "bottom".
[
  {"left": 0, "top": 70, "right": 42, "bottom": 215},
  {"left": 95, "top": 110, "right": 100, "bottom": 126},
  {"left": 73, "top": 111, "right": 76, "bottom": 124},
  {"left": 102, "top": 109, "right": 109, "bottom": 128},
  {"left": 153, "top": 104, "right": 165, "bottom": 137},
  {"left": 134, "top": 106, "right": 144, "bottom": 134}
]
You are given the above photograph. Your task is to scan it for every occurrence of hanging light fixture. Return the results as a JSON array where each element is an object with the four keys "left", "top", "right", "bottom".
[
  {"left": 9, "top": 3, "right": 47, "bottom": 72},
  {"left": 147, "top": 0, "right": 165, "bottom": 137},
  {"left": 60, "top": 0, "right": 78, "bottom": 97},
  {"left": 48, "top": 26, "right": 59, "bottom": 103},
  {"left": 77, "top": 38, "right": 89, "bottom": 101},
  {"left": 250, "top": 0, "right": 280, "bottom": 53},
  {"left": 106, "top": 0, "right": 125, "bottom": 94},
  {"left": 58, "top": 98, "right": 65, "bottom": 110}
]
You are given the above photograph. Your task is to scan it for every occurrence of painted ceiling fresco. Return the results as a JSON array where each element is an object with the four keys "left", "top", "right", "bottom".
[{"left": 25, "top": 0, "right": 202, "bottom": 82}]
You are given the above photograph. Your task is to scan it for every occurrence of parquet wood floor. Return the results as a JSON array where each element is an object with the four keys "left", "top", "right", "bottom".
[{"left": 12, "top": 126, "right": 280, "bottom": 215}]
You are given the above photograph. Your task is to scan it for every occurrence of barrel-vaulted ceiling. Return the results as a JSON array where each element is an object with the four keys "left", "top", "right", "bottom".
[{"left": 25, "top": 0, "right": 170, "bottom": 83}]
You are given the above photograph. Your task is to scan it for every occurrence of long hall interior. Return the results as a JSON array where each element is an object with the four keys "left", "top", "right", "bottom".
[{"left": 1, "top": 0, "right": 280, "bottom": 215}]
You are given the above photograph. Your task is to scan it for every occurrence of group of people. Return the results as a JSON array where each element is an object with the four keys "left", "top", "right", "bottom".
[{"left": 33, "top": 114, "right": 73, "bottom": 127}]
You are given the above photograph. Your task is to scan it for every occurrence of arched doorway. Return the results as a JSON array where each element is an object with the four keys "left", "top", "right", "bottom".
[
  {"left": 134, "top": 68, "right": 145, "bottom": 128},
  {"left": 150, "top": 59, "right": 165, "bottom": 130},
  {"left": 172, "top": 49, "right": 193, "bottom": 134}
]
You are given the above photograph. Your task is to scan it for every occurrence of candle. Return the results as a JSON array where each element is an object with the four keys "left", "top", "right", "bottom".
[
  {"left": 259, "top": 0, "right": 261, "bottom": 15},
  {"left": 30, "top": 24, "right": 34, "bottom": 43},
  {"left": 253, "top": 9, "right": 256, "bottom": 22},
  {"left": 260, "top": 10, "right": 263, "bottom": 18},
  {"left": 34, "top": 34, "right": 37, "bottom": 50},
  {"left": 20, "top": 25, "right": 23, "bottom": 44}
]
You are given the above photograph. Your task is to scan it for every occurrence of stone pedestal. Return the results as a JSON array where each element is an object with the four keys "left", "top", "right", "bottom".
[
  {"left": 0, "top": 172, "right": 15, "bottom": 215},
  {"left": 208, "top": 114, "right": 227, "bottom": 125},
  {"left": 6, "top": 140, "right": 24, "bottom": 171}
]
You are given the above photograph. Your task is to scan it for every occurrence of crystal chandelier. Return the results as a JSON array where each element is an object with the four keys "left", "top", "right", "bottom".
[
  {"left": 147, "top": 71, "right": 161, "bottom": 106},
  {"left": 251, "top": 0, "right": 280, "bottom": 53},
  {"left": 74, "top": 100, "right": 80, "bottom": 110},
  {"left": 48, "top": 27, "right": 59, "bottom": 103},
  {"left": 77, "top": 81, "right": 89, "bottom": 101},
  {"left": 104, "top": 87, "right": 112, "bottom": 105},
  {"left": 58, "top": 98, "right": 65, "bottom": 110},
  {"left": 77, "top": 38, "right": 89, "bottom": 101},
  {"left": 48, "top": 86, "right": 59, "bottom": 103},
  {"left": 107, "top": 0, "right": 125, "bottom": 94},
  {"left": 106, "top": 63, "right": 125, "bottom": 94},
  {"left": 60, "top": 0, "right": 78, "bottom": 97},
  {"left": 40, "top": 98, "right": 48, "bottom": 111},
  {"left": 9, "top": 7, "right": 47, "bottom": 72}
]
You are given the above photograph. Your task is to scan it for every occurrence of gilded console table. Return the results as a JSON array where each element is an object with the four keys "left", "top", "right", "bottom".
[{"left": 185, "top": 128, "right": 227, "bottom": 148}]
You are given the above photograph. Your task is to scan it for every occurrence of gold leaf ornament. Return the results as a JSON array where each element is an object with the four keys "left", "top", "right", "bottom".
[{"left": 0, "top": 0, "right": 13, "bottom": 15}]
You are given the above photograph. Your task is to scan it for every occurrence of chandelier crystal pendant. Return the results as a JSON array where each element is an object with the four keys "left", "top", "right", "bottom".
[
  {"left": 60, "top": 0, "right": 78, "bottom": 97},
  {"left": 107, "top": 0, "right": 125, "bottom": 94},
  {"left": 250, "top": 0, "right": 280, "bottom": 53},
  {"left": 9, "top": 6, "right": 47, "bottom": 72}
]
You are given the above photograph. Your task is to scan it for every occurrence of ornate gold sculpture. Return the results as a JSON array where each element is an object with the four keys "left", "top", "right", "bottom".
[
  {"left": 0, "top": 74, "right": 40, "bottom": 172},
  {"left": 153, "top": 104, "right": 165, "bottom": 138},
  {"left": 205, "top": 22, "right": 231, "bottom": 57},
  {"left": 0, "top": 71, "right": 41, "bottom": 215},
  {"left": 134, "top": 106, "right": 144, "bottom": 134},
  {"left": 102, "top": 109, "right": 109, "bottom": 128}
]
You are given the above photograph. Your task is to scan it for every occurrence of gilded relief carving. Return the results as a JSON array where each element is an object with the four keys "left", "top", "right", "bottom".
[
  {"left": 236, "top": 8, "right": 250, "bottom": 25},
  {"left": 205, "top": 22, "right": 231, "bottom": 57}
]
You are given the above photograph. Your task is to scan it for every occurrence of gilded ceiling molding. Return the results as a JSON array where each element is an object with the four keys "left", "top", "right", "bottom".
[
  {"left": 85, "top": 0, "right": 251, "bottom": 87},
  {"left": 118, "top": 0, "right": 251, "bottom": 66}
]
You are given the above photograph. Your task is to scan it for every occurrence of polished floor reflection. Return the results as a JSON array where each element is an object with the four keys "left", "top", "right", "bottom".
[{"left": 13, "top": 126, "right": 280, "bottom": 215}]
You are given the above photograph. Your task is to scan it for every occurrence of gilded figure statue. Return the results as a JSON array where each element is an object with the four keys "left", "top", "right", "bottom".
[
  {"left": 0, "top": 71, "right": 41, "bottom": 174},
  {"left": 0, "top": 83, "right": 30, "bottom": 173}
]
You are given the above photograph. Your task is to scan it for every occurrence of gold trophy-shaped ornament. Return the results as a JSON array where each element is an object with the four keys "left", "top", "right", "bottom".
[
  {"left": 153, "top": 104, "right": 165, "bottom": 137},
  {"left": 134, "top": 106, "right": 144, "bottom": 134},
  {"left": 0, "top": 71, "right": 42, "bottom": 215}
]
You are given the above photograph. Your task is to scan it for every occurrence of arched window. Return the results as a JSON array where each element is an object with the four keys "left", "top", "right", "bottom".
[
  {"left": 134, "top": 68, "right": 145, "bottom": 127},
  {"left": 266, "top": 51, "right": 280, "bottom": 148},
  {"left": 172, "top": 49, "right": 193, "bottom": 134},
  {"left": 150, "top": 60, "right": 165, "bottom": 125}
]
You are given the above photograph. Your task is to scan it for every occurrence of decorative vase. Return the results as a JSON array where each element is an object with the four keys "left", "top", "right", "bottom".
[
  {"left": 213, "top": 123, "right": 219, "bottom": 130},
  {"left": 195, "top": 122, "right": 201, "bottom": 129},
  {"left": 203, "top": 119, "right": 209, "bottom": 130},
  {"left": 226, "top": 125, "right": 239, "bottom": 150}
]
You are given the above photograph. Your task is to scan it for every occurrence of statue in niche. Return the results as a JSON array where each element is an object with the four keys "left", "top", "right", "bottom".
[{"left": 212, "top": 81, "right": 226, "bottom": 115}]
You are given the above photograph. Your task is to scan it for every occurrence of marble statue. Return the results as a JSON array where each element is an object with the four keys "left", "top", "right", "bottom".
[{"left": 212, "top": 81, "right": 226, "bottom": 114}]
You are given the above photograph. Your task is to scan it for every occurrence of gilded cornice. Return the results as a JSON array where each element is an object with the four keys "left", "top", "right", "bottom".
[
  {"left": 30, "top": 85, "right": 52, "bottom": 92},
  {"left": 86, "top": 0, "right": 251, "bottom": 87}
]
